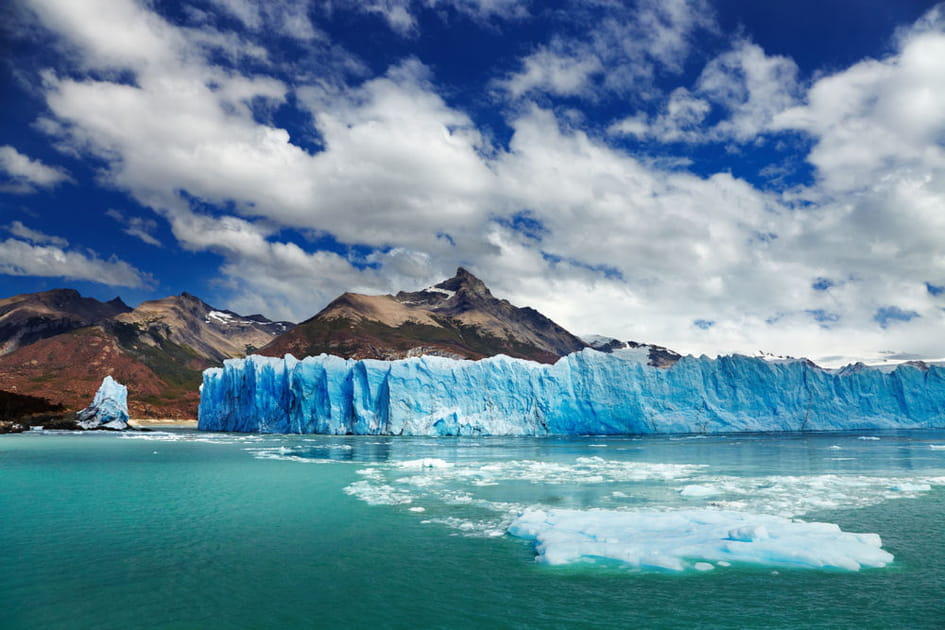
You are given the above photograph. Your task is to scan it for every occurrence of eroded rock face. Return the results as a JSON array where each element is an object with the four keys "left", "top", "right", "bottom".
[{"left": 77, "top": 376, "right": 130, "bottom": 430}]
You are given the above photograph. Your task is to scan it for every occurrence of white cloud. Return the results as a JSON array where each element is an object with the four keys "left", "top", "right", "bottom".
[
  {"left": 105, "top": 209, "right": 162, "bottom": 247},
  {"left": 498, "top": 43, "right": 602, "bottom": 99},
  {"left": 610, "top": 40, "right": 800, "bottom": 144},
  {"left": 0, "top": 237, "right": 153, "bottom": 288},
  {"left": 609, "top": 88, "right": 710, "bottom": 142},
  {"left": 5, "top": 220, "right": 69, "bottom": 247},
  {"left": 0, "top": 145, "right": 72, "bottom": 193},
  {"left": 499, "top": 0, "right": 715, "bottom": 99},
  {"left": 773, "top": 17, "right": 945, "bottom": 194},
  {"left": 205, "top": 0, "right": 319, "bottom": 40},
  {"left": 328, "top": 0, "right": 528, "bottom": 36},
  {"left": 697, "top": 40, "right": 801, "bottom": 142}
]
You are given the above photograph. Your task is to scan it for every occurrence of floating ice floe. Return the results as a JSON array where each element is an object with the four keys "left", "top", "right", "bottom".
[{"left": 507, "top": 508, "right": 894, "bottom": 572}]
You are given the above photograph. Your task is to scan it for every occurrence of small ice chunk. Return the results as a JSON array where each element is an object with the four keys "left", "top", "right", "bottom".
[
  {"left": 858, "top": 436, "right": 881, "bottom": 441},
  {"left": 694, "top": 562, "right": 714, "bottom": 571},
  {"left": 679, "top": 484, "right": 721, "bottom": 497},
  {"left": 408, "top": 506, "right": 426, "bottom": 512}
]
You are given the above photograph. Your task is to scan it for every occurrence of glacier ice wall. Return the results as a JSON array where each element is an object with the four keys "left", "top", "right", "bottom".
[
  {"left": 78, "top": 375, "right": 130, "bottom": 430},
  {"left": 197, "top": 351, "right": 945, "bottom": 435}
]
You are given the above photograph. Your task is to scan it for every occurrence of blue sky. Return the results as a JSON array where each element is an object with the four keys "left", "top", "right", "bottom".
[{"left": 2, "top": 0, "right": 945, "bottom": 365}]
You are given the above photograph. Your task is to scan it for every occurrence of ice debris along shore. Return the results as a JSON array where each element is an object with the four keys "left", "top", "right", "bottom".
[
  {"left": 197, "top": 350, "right": 945, "bottom": 435},
  {"left": 77, "top": 376, "right": 129, "bottom": 430},
  {"left": 507, "top": 509, "right": 893, "bottom": 571}
]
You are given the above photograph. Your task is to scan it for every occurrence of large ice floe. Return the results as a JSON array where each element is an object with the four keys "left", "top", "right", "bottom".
[
  {"left": 507, "top": 509, "right": 893, "bottom": 571},
  {"left": 198, "top": 350, "right": 945, "bottom": 435},
  {"left": 77, "top": 375, "right": 129, "bottom": 430}
]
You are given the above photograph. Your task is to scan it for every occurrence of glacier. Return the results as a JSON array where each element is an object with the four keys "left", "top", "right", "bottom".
[
  {"left": 197, "top": 349, "right": 945, "bottom": 435},
  {"left": 78, "top": 375, "right": 130, "bottom": 430}
]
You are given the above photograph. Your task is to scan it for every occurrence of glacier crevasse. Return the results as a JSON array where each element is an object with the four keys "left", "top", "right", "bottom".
[{"left": 197, "top": 351, "right": 945, "bottom": 435}]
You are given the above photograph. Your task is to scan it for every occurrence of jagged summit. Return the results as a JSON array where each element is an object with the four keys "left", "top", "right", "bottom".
[
  {"left": 262, "top": 268, "right": 587, "bottom": 363},
  {"left": 581, "top": 335, "right": 682, "bottom": 368}
]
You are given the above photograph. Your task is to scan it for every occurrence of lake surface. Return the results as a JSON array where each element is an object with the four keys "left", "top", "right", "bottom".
[{"left": 2, "top": 429, "right": 944, "bottom": 628}]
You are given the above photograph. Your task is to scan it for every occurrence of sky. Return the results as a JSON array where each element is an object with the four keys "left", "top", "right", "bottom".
[{"left": 2, "top": 0, "right": 945, "bottom": 366}]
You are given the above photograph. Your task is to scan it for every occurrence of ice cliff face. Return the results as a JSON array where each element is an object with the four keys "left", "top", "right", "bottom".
[
  {"left": 197, "top": 351, "right": 945, "bottom": 435},
  {"left": 77, "top": 375, "right": 130, "bottom": 430}
]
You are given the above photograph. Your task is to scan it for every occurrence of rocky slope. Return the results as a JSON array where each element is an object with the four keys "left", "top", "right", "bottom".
[
  {"left": 261, "top": 268, "right": 587, "bottom": 363},
  {"left": 114, "top": 292, "right": 292, "bottom": 363},
  {"left": 0, "top": 290, "right": 293, "bottom": 418},
  {"left": 0, "top": 289, "right": 130, "bottom": 355}
]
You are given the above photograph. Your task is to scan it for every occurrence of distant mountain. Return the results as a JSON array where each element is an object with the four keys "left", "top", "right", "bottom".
[
  {"left": 0, "top": 290, "right": 293, "bottom": 418},
  {"left": 0, "top": 289, "right": 130, "bottom": 355},
  {"left": 581, "top": 335, "right": 681, "bottom": 368},
  {"left": 262, "top": 267, "right": 587, "bottom": 363},
  {"left": 114, "top": 292, "right": 293, "bottom": 363}
]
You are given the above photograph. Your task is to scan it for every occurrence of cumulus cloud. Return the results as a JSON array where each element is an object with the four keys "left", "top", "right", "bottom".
[
  {"left": 609, "top": 40, "right": 800, "bottom": 144},
  {"left": 773, "top": 15, "right": 945, "bottom": 193},
  {"left": 0, "top": 145, "right": 72, "bottom": 193},
  {"left": 206, "top": 0, "right": 319, "bottom": 40},
  {"left": 609, "top": 88, "right": 710, "bottom": 142},
  {"left": 0, "top": 237, "right": 152, "bottom": 288},
  {"left": 696, "top": 39, "right": 801, "bottom": 141},
  {"left": 5, "top": 220, "right": 69, "bottom": 247},
  {"left": 105, "top": 209, "right": 162, "bottom": 247},
  {"left": 499, "top": 0, "right": 715, "bottom": 99}
]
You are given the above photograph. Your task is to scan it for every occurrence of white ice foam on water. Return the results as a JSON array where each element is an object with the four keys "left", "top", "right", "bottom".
[
  {"left": 396, "top": 458, "right": 454, "bottom": 469},
  {"left": 339, "top": 452, "right": 945, "bottom": 541},
  {"left": 929, "top": 444, "right": 945, "bottom": 450},
  {"left": 343, "top": 480, "right": 414, "bottom": 505},
  {"left": 889, "top": 482, "right": 932, "bottom": 492},
  {"left": 666, "top": 473, "right": 943, "bottom": 517},
  {"left": 119, "top": 431, "right": 266, "bottom": 445},
  {"left": 507, "top": 508, "right": 894, "bottom": 572},
  {"left": 858, "top": 436, "right": 881, "bottom": 441}
]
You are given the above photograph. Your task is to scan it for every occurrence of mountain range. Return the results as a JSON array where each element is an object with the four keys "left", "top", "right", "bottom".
[
  {"left": 0, "top": 268, "right": 669, "bottom": 419},
  {"left": 0, "top": 289, "right": 292, "bottom": 417}
]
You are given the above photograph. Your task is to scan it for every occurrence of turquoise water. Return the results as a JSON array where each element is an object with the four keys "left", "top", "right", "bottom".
[{"left": 2, "top": 429, "right": 944, "bottom": 629}]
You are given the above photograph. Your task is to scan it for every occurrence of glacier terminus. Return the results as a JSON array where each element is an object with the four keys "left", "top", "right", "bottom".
[{"left": 197, "top": 349, "right": 945, "bottom": 435}]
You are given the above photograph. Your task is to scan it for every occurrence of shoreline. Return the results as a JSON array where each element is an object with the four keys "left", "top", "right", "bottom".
[{"left": 130, "top": 418, "right": 198, "bottom": 429}]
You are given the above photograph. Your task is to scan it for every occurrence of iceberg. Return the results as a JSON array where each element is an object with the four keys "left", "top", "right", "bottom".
[
  {"left": 197, "top": 350, "right": 945, "bottom": 435},
  {"left": 507, "top": 508, "right": 893, "bottom": 571},
  {"left": 77, "top": 375, "right": 130, "bottom": 430}
]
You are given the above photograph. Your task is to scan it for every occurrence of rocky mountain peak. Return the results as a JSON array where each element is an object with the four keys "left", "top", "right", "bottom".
[
  {"left": 262, "top": 268, "right": 587, "bottom": 364},
  {"left": 433, "top": 267, "right": 492, "bottom": 300}
]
